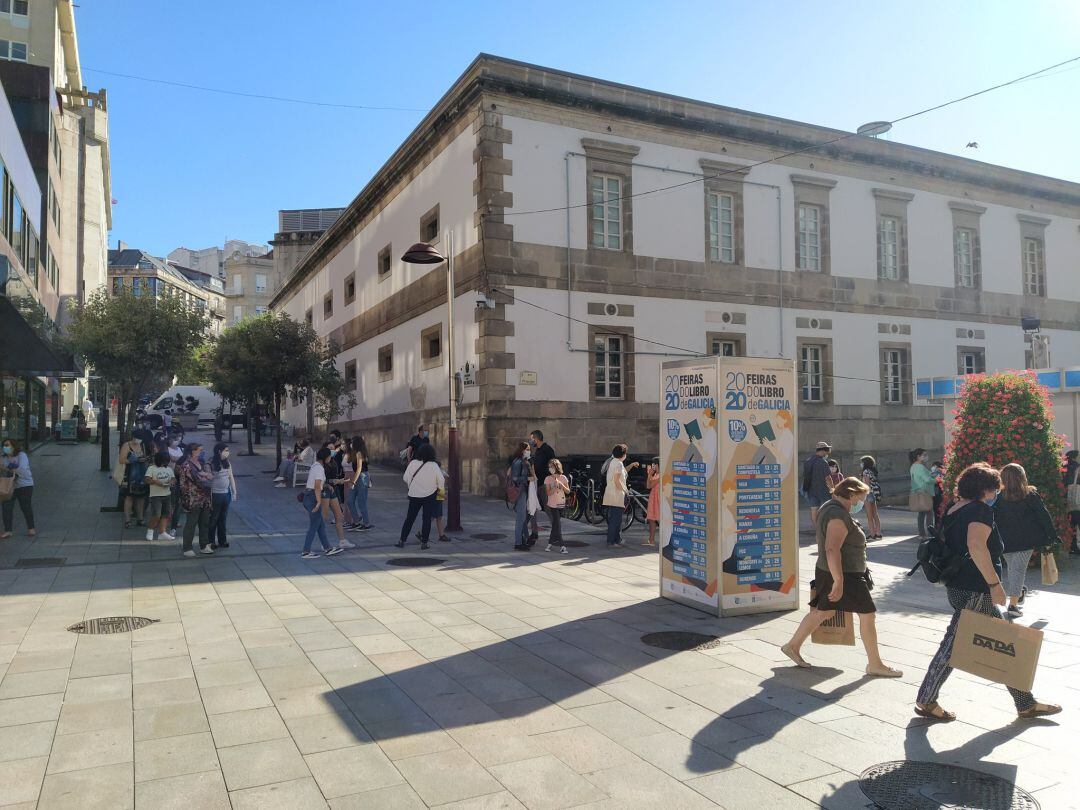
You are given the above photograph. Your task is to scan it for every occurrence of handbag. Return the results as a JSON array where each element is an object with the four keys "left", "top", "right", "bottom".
[
  {"left": 505, "top": 466, "right": 522, "bottom": 505},
  {"left": 908, "top": 491, "right": 933, "bottom": 512},
  {"left": 1067, "top": 469, "right": 1080, "bottom": 512},
  {"left": 1041, "top": 552, "right": 1059, "bottom": 586},
  {"left": 0, "top": 474, "right": 13, "bottom": 503}
]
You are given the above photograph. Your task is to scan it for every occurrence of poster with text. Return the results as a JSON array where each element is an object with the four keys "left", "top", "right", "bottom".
[
  {"left": 717, "top": 358, "right": 799, "bottom": 614},
  {"left": 659, "top": 361, "right": 720, "bottom": 611}
]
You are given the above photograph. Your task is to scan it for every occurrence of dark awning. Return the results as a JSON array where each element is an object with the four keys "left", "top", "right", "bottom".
[{"left": 0, "top": 296, "right": 81, "bottom": 378}]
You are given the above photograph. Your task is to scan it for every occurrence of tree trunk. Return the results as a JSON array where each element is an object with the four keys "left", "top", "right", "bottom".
[
  {"left": 246, "top": 403, "right": 254, "bottom": 456},
  {"left": 227, "top": 400, "right": 234, "bottom": 443},
  {"left": 306, "top": 387, "right": 314, "bottom": 438},
  {"left": 274, "top": 390, "right": 283, "bottom": 470}
]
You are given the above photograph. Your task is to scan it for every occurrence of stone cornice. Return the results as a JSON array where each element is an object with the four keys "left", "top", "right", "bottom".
[
  {"left": 790, "top": 173, "right": 838, "bottom": 190},
  {"left": 872, "top": 188, "right": 915, "bottom": 203},
  {"left": 948, "top": 201, "right": 987, "bottom": 215}
]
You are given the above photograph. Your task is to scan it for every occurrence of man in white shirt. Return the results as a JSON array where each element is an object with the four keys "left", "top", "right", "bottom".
[{"left": 602, "top": 445, "right": 628, "bottom": 548}]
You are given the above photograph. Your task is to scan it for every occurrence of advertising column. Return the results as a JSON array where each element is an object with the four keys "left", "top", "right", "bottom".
[
  {"left": 658, "top": 360, "right": 719, "bottom": 613},
  {"left": 717, "top": 358, "right": 799, "bottom": 616}
]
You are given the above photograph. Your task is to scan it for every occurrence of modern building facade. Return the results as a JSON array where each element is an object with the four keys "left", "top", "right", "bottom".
[
  {"left": 271, "top": 55, "right": 1080, "bottom": 496},
  {"left": 108, "top": 247, "right": 226, "bottom": 335}
]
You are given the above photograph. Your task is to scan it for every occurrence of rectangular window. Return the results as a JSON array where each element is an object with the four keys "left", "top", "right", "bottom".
[
  {"left": 232, "top": 274, "right": 242, "bottom": 294},
  {"left": 421, "top": 207, "right": 439, "bottom": 243},
  {"left": 132, "top": 277, "right": 142, "bottom": 297},
  {"left": 421, "top": 324, "right": 443, "bottom": 370},
  {"left": 12, "top": 1, "right": 26, "bottom": 16},
  {"left": 113, "top": 277, "right": 123, "bottom": 295},
  {"left": 1022, "top": 236, "right": 1045, "bottom": 296},
  {"left": 10, "top": 193, "right": 23, "bottom": 264},
  {"left": 883, "top": 348, "right": 907, "bottom": 404},
  {"left": 959, "top": 349, "right": 985, "bottom": 376},
  {"left": 344, "top": 359, "right": 357, "bottom": 390},
  {"left": 378, "top": 344, "right": 393, "bottom": 380},
  {"left": 878, "top": 216, "right": 900, "bottom": 280},
  {"left": 797, "top": 204, "right": 821, "bottom": 271},
  {"left": 323, "top": 291, "right": 333, "bottom": 318},
  {"left": 710, "top": 338, "right": 738, "bottom": 357},
  {"left": 799, "top": 345, "right": 823, "bottom": 403},
  {"left": 343, "top": 272, "right": 355, "bottom": 305},
  {"left": 25, "top": 225, "right": 36, "bottom": 283},
  {"left": 707, "top": 192, "right": 735, "bottom": 263},
  {"left": 590, "top": 174, "right": 622, "bottom": 251},
  {"left": 233, "top": 305, "right": 242, "bottom": 323},
  {"left": 955, "top": 227, "right": 976, "bottom": 287},
  {"left": 254, "top": 305, "right": 267, "bottom": 316},
  {"left": 254, "top": 274, "right": 267, "bottom": 294},
  {"left": 378, "top": 244, "right": 392, "bottom": 280},
  {"left": 9, "top": 41, "right": 25, "bottom": 61},
  {"left": 593, "top": 333, "right": 624, "bottom": 399}
]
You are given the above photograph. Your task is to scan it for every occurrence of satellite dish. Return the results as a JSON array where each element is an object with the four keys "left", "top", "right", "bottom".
[{"left": 857, "top": 121, "right": 892, "bottom": 138}]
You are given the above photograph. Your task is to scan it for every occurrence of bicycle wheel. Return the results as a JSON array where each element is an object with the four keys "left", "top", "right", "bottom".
[
  {"left": 620, "top": 504, "right": 635, "bottom": 532},
  {"left": 565, "top": 489, "right": 584, "bottom": 522},
  {"left": 631, "top": 499, "right": 648, "bottom": 526}
]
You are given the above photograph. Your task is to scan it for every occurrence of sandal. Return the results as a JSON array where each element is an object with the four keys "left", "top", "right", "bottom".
[
  {"left": 1017, "top": 702, "right": 1062, "bottom": 720},
  {"left": 780, "top": 644, "right": 810, "bottom": 668},
  {"left": 866, "top": 665, "right": 903, "bottom": 678},
  {"left": 915, "top": 702, "right": 956, "bottom": 722}
]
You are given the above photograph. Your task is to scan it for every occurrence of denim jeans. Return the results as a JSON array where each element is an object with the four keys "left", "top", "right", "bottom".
[
  {"left": 514, "top": 490, "right": 529, "bottom": 545},
  {"left": 209, "top": 491, "right": 231, "bottom": 546},
  {"left": 606, "top": 505, "right": 623, "bottom": 545},
  {"left": 302, "top": 490, "right": 331, "bottom": 553},
  {"left": 349, "top": 474, "right": 370, "bottom": 525}
]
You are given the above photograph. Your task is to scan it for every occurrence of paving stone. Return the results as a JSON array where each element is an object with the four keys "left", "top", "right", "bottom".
[
  {"left": 200, "top": 681, "right": 274, "bottom": 715},
  {"left": 217, "top": 738, "right": 310, "bottom": 791},
  {"left": 531, "top": 725, "right": 639, "bottom": 774},
  {"left": 0, "top": 666, "right": 69, "bottom": 698},
  {"left": 0, "top": 755, "right": 48, "bottom": 805},
  {"left": 687, "top": 766, "right": 821, "bottom": 808},
  {"left": 328, "top": 782, "right": 426, "bottom": 809},
  {"left": 134, "top": 702, "right": 210, "bottom": 742},
  {"left": 285, "top": 710, "right": 371, "bottom": 754},
  {"left": 6, "top": 650, "right": 74, "bottom": 673},
  {"left": 64, "top": 673, "right": 132, "bottom": 704},
  {"left": 56, "top": 697, "right": 133, "bottom": 735},
  {"left": 132, "top": 655, "right": 194, "bottom": 684},
  {"left": 305, "top": 743, "right": 404, "bottom": 798},
  {"left": 393, "top": 748, "right": 502, "bottom": 805},
  {"left": 489, "top": 754, "right": 608, "bottom": 809},
  {"left": 208, "top": 706, "right": 290, "bottom": 748},
  {"left": 230, "top": 776, "right": 330, "bottom": 810},
  {"left": 133, "top": 676, "right": 201, "bottom": 710},
  {"left": 134, "top": 731, "right": 219, "bottom": 783},
  {"left": 47, "top": 726, "right": 134, "bottom": 773},
  {"left": 134, "top": 769, "right": 230, "bottom": 810},
  {"left": 583, "top": 761, "right": 712, "bottom": 808}
]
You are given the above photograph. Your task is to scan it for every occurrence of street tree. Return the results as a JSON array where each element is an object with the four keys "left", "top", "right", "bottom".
[
  {"left": 206, "top": 313, "right": 342, "bottom": 469},
  {"left": 67, "top": 289, "right": 209, "bottom": 438},
  {"left": 312, "top": 346, "right": 357, "bottom": 434}
]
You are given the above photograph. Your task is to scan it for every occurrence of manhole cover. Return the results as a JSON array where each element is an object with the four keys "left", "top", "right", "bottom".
[
  {"left": 68, "top": 617, "right": 160, "bottom": 635},
  {"left": 562, "top": 540, "right": 589, "bottom": 548},
  {"left": 470, "top": 533, "right": 506, "bottom": 541},
  {"left": 386, "top": 558, "right": 446, "bottom": 567},
  {"left": 640, "top": 631, "right": 724, "bottom": 651},
  {"left": 15, "top": 558, "right": 65, "bottom": 568},
  {"left": 859, "top": 761, "right": 1039, "bottom": 809}
]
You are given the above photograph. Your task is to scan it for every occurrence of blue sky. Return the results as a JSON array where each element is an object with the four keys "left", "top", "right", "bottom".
[{"left": 76, "top": 0, "right": 1080, "bottom": 257}]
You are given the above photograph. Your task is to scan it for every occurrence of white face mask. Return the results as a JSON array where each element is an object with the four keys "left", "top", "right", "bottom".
[{"left": 221, "top": 450, "right": 230, "bottom": 459}]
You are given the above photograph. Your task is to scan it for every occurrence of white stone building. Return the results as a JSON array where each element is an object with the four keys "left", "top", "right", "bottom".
[{"left": 271, "top": 55, "right": 1080, "bottom": 495}]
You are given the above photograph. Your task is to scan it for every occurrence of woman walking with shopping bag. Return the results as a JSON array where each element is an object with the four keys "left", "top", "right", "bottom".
[
  {"left": 915, "top": 462, "right": 1060, "bottom": 722},
  {"left": 0, "top": 439, "right": 34, "bottom": 538},
  {"left": 994, "top": 463, "right": 1058, "bottom": 618},
  {"left": 909, "top": 448, "right": 936, "bottom": 539}
]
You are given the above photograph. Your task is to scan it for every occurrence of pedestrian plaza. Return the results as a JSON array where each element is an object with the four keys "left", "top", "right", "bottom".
[{"left": 0, "top": 435, "right": 1074, "bottom": 808}]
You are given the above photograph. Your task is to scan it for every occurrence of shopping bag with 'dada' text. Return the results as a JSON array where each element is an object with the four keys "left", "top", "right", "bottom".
[{"left": 948, "top": 609, "right": 1043, "bottom": 692}]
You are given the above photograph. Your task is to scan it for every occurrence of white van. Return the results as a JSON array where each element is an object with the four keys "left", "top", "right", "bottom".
[{"left": 146, "top": 386, "right": 222, "bottom": 425}]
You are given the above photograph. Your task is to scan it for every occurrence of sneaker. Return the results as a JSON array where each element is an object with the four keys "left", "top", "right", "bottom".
[
  {"left": 560, "top": 546, "right": 568, "bottom": 554},
  {"left": 301, "top": 551, "right": 321, "bottom": 559},
  {"left": 200, "top": 546, "right": 214, "bottom": 555},
  {"left": 183, "top": 549, "right": 197, "bottom": 557},
  {"left": 273, "top": 476, "right": 284, "bottom": 482},
  {"left": 420, "top": 542, "right": 430, "bottom": 550},
  {"left": 357, "top": 524, "right": 373, "bottom": 531},
  {"left": 274, "top": 483, "right": 287, "bottom": 488},
  {"left": 545, "top": 544, "right": 553, "bottom": 552},
  {"left": 158, "top": 532, "right": 175, "bottom": 541},
  {"left": 324, "top": 547, "right": 344, "bottom": 556},
  {"left": 611, "top": 542, "right": 626, "bottom": 549},
  {"left": 337, "top": 540, "right": 356, "bottom": 549},
  {"left": 145, "top": 529, "right": 155, "bottom": 541}
]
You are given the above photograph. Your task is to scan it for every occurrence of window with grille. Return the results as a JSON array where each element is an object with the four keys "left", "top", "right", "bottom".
[
  {"left": 799, "top": 345, "right": 823, "bottom": 402},
  {"left": 590, "top": 174, "right": 622, "bottom": 250},
  {"left": 594, "top": 333, "right": 624, "bottom": 399},
  {"left": 797, "top": 204, "right": 821, "bottom": 271},
  {"left": 882, "top": 348, "right": 907, "bottom": 404},
  {"left": 955, "top": 227, "right": 976, "bottom": 287},
  {"left": 878, "top": 216, "right": 900, "bottom": 280},
  {"left": 1022, "top": 237, "right": 1045, "bottom": 296},
  {"left": 707, "top": 192, "right": 734, "bottom": 263}
]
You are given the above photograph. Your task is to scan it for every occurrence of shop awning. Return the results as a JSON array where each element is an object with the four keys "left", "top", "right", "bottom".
[{"left": 0, "top": 296, "right": 82, "bottom": 378}]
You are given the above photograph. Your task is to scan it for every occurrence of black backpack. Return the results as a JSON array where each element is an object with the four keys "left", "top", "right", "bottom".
[{"left": 907, "top": 503, "right": 969, "bottom": 584}]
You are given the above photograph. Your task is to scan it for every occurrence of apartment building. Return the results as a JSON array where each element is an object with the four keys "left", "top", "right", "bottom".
[
  {"left": 223, "top": 249, "right": 276, "bottom": 324},
  {"left": 168, "top": 239, "right": 269, "bottom": 281},
  {"left": 108, "top": 248, "right": 226, "bottom": 335},
  {"left": 271, "top": 55, "right": 1080, "bottom": 495}
]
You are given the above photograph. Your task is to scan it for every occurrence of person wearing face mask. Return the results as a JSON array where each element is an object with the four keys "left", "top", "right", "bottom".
[
  {"left": 508, "top": 442, "right": 532, "bottom": 550},
  {"left": 1, "top": 439, "right": 35, "bottom": 539},
  {"left": 207, "top": 443, "right": 238, "bottom": 549},
  {"left": 404, "top": 424, "right": 430, "bottom": 463},
  {"left": 166, "top": 434, "right": 185, "bottom": 534},
  {"left": 915, "top": 463, "right": 1060, "bottom": 722},
  {"left": 781, "top": 477, "right": 901, "bottom": 677},
  {"left": 177, "top": 443, "right": 214, "bottom": 557},
  {"left": 527, "top": 430, "right": 555, "bottom": 543}
]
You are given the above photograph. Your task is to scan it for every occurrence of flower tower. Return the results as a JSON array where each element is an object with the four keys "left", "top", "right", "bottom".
[{"left": 943, "top": 371, "right": 1069, "bottom": 550}]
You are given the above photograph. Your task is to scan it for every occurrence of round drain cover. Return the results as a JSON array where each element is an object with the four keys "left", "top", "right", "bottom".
[
  {"left": 386, "top": 558, "right": 447, "bottom": 567},
  {"left": 859, "top": 761, "right": 1039, "bottom": 809},
  {"left": 68, "top": 617, "right": 159, "bottom": 635},
  {"left": 640, "top": 631, "right": 723, "bottom": 651},
  {"left": 470, "top": 533, "right": 507, "bottom": 541}
]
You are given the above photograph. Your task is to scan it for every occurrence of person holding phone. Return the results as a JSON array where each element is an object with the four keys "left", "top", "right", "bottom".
[{"left": 301, "top": 448, "right": 342, "bottom": 559}]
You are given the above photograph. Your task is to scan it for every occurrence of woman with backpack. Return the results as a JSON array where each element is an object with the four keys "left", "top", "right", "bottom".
[
  {"left": 507, "top": 442, "right": 532, "bottom": 550},
  {"left": 397, "top": 443, "right": 444, "bottom": 550},
  {"left": 994, "top": 463, "right": 1057, "bottom": 618},
  {"left": 859, "top": 455, "right": 883, "bottom": 541},
  {"left": 780, "top": 477, "right": 901, "bottom": 676},
  {"left": 915, "top": 462, "right": 1060, "bottom": 722}
]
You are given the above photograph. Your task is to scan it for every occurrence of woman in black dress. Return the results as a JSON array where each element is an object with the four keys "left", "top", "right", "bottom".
[{"left": 781, "top": 477, "right": 901, "bottom": 677}]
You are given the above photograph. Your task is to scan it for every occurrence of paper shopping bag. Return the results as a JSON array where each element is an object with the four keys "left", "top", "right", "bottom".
[
  {"left": 811, "top": 610, "right": 855, "bottom": 646},
  {"left": 948, "top": 609, "right": 1043, "bottom": 692},
  {"left": 1041, "top": 553, "right": 1059, "bottom": 586}
]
